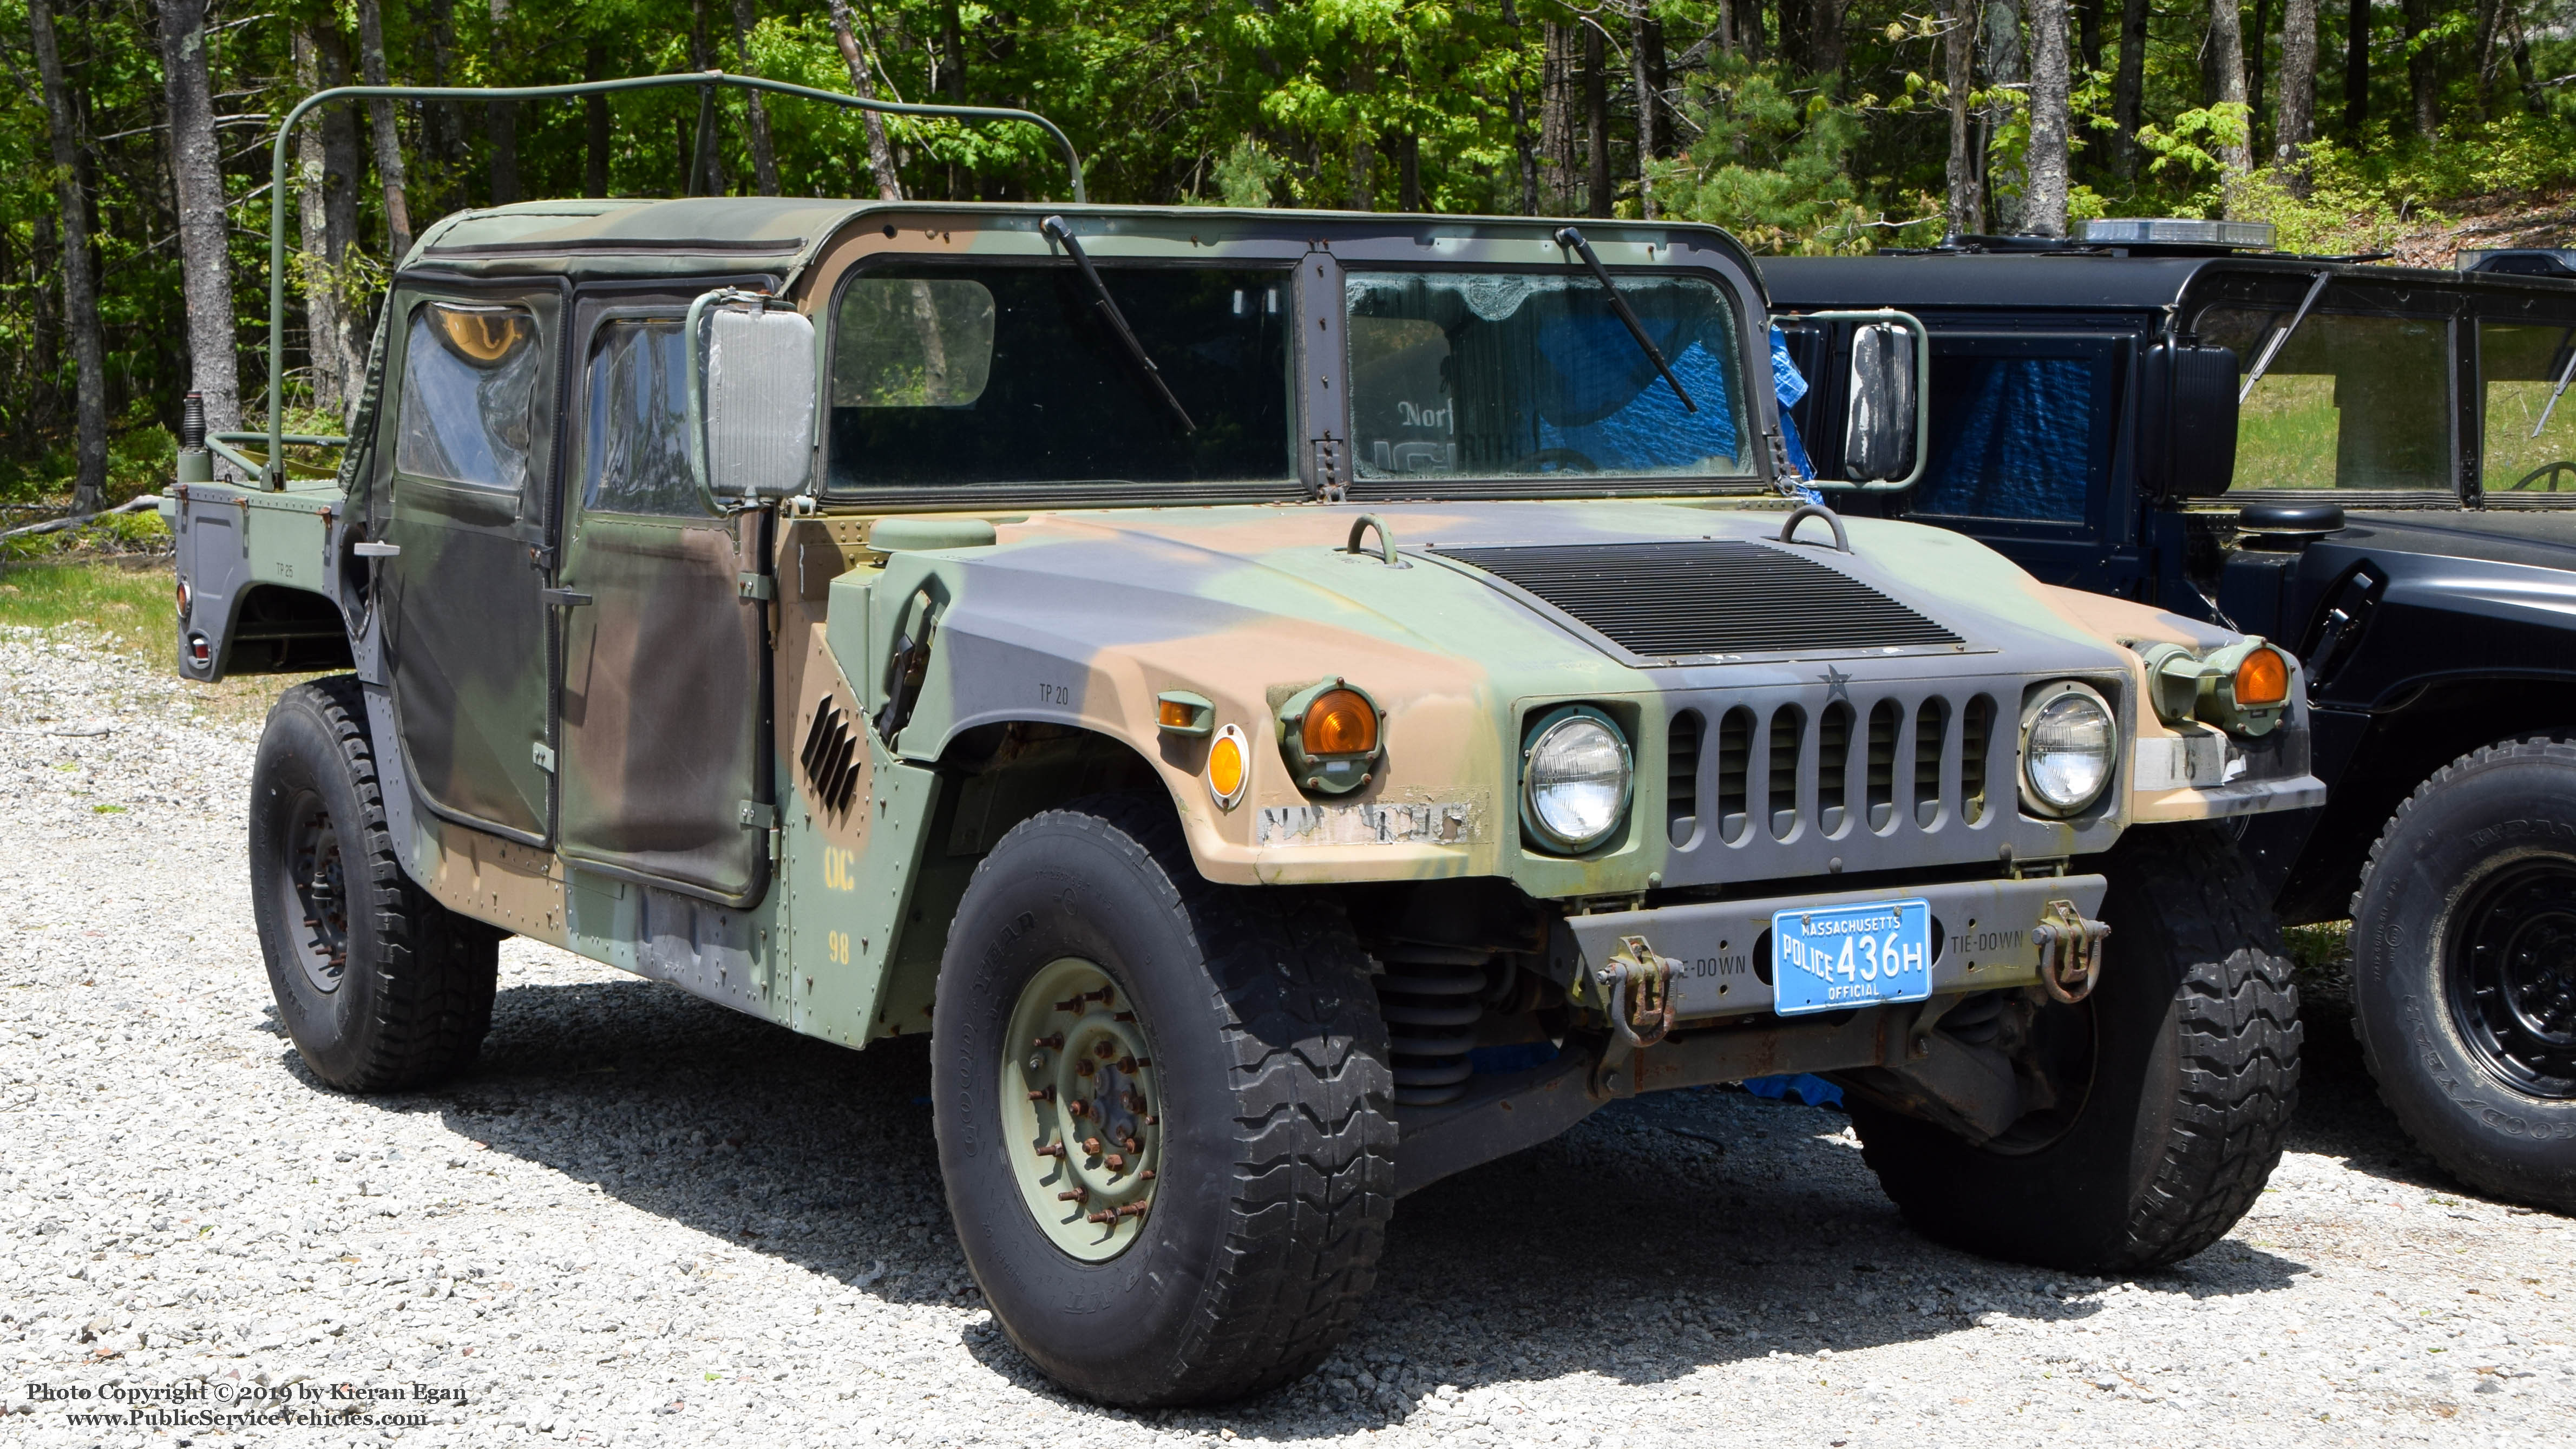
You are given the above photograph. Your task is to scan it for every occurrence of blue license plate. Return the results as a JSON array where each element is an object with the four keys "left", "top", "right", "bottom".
[{"left": 1772, "top": 898, "right": 1933, "bottom": 1015}]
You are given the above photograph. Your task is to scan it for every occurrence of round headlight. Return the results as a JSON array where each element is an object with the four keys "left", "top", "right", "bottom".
[
  {"left": 1523, "top": 710, "right": 1632, "bottom": 851},
  {"left": 2022, "top": 684, "right": 2116, "bottom": 815}
]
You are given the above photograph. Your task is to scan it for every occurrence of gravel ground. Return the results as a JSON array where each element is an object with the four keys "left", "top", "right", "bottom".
[{"left": 4, "top": 621, "right": 2573, "bottom": 1449}]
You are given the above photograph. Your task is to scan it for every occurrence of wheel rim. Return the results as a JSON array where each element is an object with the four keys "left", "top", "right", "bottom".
[
  {"left": 2445, "top": 855, "right": 2576, "bottom": 1098},
  {"left": 280, "top": 789, "right": 351, "bottom": 994},
  {"left": 999, "top": 958, "right": 1162, "bottom": 1261}
]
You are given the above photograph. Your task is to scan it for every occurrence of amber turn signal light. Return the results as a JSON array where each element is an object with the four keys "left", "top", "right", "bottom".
[
  {"left": 2234, "top": 646, "right": 2289, "bottom": 708},
  {"left": 1301, "top": 687, "right": 1379, "bottom": 757}
]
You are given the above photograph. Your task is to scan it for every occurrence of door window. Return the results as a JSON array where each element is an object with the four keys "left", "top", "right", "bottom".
[
  {"left": 2195, "top": 307, "right": 2452, "bottom": 491},
  {"left": 396, "top": 302, "right": 543, "bottom": 493},
  {"left": 2479, "top": 322, "right": 2576, "bottom": 494},
  {"left": 584, "top": 319, "right": 707, "bottom": 516},
  {"left": 1912, "top": 350, "right": 2108, "bottom": 522}
]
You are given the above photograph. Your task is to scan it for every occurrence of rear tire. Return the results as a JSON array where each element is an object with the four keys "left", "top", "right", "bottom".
[
  {"left": 249, "top": 676, "right": 499, "bottom": 1092},
  {"left": 1851, "top": 824, "right": 2301, "bottom": 1272},
  {"left": 932, "top": 796, "right": 1394, "bottom": 1406},
  {"left": 2351, "top": 736, "right": 2576, "bottom": 1211}
]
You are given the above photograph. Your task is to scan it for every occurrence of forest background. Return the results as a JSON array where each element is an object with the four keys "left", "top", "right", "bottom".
[{"left": 6, "top": 0, "right": 2576, "bottom": 520}]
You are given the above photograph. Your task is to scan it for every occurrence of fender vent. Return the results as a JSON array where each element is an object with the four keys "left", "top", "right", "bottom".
[
  {"left": 800, "top": 694, "right": 863, "bottom": 816},
  {"left": 1434, "top": 540, "right": 1961, "bottom": 659}
]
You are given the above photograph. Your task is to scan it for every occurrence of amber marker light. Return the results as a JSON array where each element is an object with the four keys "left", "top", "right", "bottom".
[
  {"left": 1207, "top": 724, "right": 1250, "bottom": 809},
  {"left": 2234, "top": 645, "right": 2290, "bottom": 707},
  {"left": 1302, "top": 687, "right": 1379, "bottom": 758}
]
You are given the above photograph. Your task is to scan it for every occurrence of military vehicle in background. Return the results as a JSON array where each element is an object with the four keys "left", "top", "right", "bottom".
[
  {"left": 166, "top": 81, "right": 2325, "bottom": 1405},
  {"left": 1768, "top": 221, "right": 2576, "bottom": 1212}
]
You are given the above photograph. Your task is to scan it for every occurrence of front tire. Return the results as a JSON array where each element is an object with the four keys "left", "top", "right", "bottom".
[
  {"left": 1850, "top": 824, "right": 2301, "bottom": 1272},
  {"left": 249, "top": 677, "right": 499, "bottom": 1092},
  {"left": 2352, "top": 736, "right": 2576, "bottom": 1210},
  {"left": 932, "top": 797, "right": 1394, "bottom": 1407}
]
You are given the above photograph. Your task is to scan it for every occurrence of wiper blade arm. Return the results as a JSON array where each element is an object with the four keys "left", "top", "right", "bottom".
[
  {"left": 2238, "top": 268, "right": 2333, "bottom": 403},
  {"left": 1042, "top": 215, "right": 1196, "bottom": 436},
  {"left": 1555, "top": 226, "right": 1696, "bottom": 414}
]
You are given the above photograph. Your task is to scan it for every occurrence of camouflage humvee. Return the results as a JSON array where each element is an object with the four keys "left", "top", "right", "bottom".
[{"left": 171, "top": 195, "right": 2323, "bottom": 1406}]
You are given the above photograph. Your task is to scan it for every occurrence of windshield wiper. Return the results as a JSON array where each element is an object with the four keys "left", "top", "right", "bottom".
[
  {"left": 1554, "top": 226, "right": 1696, "bottom": 414},
  {"left": 1041, "top": 215, "right": 1196, "bottom": 436},
  {"left": 2238, "top": 268, "right": 2334, "bottom": 403}
]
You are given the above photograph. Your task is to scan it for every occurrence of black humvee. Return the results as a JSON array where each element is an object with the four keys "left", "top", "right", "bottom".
[{"left": 1767, "top": 231, "right": 2576, "bottom": 1211}]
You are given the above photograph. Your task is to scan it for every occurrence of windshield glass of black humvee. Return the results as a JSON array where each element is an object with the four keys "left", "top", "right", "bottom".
[
  {"left": 1342, "top": 271, "right": 1755, "bottom": 481},
  {"left": 824, "top": 264, "right": 1293, "bottom": 490},
  {"left": 2193, "top": 301, "right": 2453, "bottom": 492}
]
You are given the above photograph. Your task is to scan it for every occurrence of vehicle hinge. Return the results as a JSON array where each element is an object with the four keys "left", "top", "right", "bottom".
[
  {"left": 531, "top": 742, "right": 557, "bottom": 773},
  {"left": 738, "top": 799, "right": 777, "bottom": 830},
  {"left": 1311, "top": 436, "right": 1347, "bottom": 502},
  {"left": 738, "top": 571, "right": 775, "bottom": 601}
]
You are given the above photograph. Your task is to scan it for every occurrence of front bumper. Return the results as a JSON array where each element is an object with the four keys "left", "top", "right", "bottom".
[{"left": 1549, "top": 871, "right": 2110, "bottom": 1021}]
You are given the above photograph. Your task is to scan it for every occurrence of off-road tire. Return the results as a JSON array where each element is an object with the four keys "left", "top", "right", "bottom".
[
  {"left": 1850, "top": 823, "right": 2301, "bottom": 1271},
  {"left": 932, "top": 796, "right": 1395, "bottom": 1407},
  {"left": 249, "top": 676, "right": 499, "bottom": 1092},
  {"left": 2351, "top": 736, "right": 2576, "bottom": 1210}
]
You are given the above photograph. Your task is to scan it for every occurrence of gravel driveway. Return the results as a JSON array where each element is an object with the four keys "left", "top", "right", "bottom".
[{"left": 4, "top": 622, "right": 2572, "bottom": 1448}]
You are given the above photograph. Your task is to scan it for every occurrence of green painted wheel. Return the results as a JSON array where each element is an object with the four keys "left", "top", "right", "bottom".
[{"left": 999, "top": 956, "right": 1162, "bottom": 1260}]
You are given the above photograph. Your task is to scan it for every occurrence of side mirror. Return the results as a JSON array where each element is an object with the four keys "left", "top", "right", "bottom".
[
  {"left": 1792, "top": 309, "right": 1930, "bottom": 492},
  {"left": 2144, "top": 342, "right": 2239, "bottom": 498},
  {"left": 687, "top": 289, "right": 818, "bottom": 506},
  {"left": 1843, "top": 321, "right": 1920, "bottom": 482}
]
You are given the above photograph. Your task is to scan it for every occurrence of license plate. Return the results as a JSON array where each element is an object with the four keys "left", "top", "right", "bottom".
[{"left": 1772, "top": 898, "right": 1933, "bottom": 1015}]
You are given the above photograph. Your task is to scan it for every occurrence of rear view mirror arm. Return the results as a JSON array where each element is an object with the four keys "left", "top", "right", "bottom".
[{"left": 1554, "top": 226, "right": 1696, "bottom": 414}]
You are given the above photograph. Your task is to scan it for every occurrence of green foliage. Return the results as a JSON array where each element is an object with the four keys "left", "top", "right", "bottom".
[
  {"left": 1210, "top": 139, "right": 1285, "bottom": 207},
  {"left": 1655, "top": 56, "right": 1930, "bottom": 255}
]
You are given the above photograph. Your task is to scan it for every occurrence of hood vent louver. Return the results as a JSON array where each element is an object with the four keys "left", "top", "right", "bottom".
[
  {"left": 799, "top": 694, "right": 863, "bottom": 816},
  {"left": 1432, "top": 540, "right": 1962, "bottom": 660}
]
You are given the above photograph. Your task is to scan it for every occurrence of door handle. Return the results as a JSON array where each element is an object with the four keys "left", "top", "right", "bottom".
[{"left": 540, "top": 588, "right": 594, "bottom": 608}]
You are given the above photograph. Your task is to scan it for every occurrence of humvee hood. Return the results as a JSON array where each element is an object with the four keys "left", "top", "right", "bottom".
[{"left": 949, "top": 499, "right": 2127, "bottom": 672}]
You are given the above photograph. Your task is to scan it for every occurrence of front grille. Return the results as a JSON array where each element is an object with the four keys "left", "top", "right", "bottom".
[{"left": 1436, "top": 540, "right": 1962, "bottom": 660}]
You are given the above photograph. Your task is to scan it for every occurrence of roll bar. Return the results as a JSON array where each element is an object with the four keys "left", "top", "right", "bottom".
[{"left": 256, "top": 70, "right": 1086, "bottom": 488}]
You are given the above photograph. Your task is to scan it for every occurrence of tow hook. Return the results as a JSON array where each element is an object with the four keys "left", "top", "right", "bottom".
[
  {"left": 2032, "top": 900, "right": 2111, "bottom": 1004},
  {"left": 1590, "top": 936, "right": 1676, "bottom": 1098}
]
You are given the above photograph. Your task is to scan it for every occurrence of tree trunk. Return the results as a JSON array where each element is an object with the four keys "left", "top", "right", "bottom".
[
  {"left": 825, "top": 0, "right": 905, "bottom": 200},
  {"left": 354, "top": 0, "right": 414, "bottom": 259},
  {"left": 427, "top": 0, "right": 461, "bottom": 198},
  {"left": 733, "top": 0, "right": 781, "bottom": 195},
  {"left": 488, "top": 0, "right": 518, "bottom": 204},
  {"left": 2279, "top": 0, "right": 2318, "bottom": 174},
  {"left": 1943, "top": 0, "right": 1985, "bottom": 233},
  {"left": 2344, "top": 0, "right": 2369, "bottom": 135},
  {"left": 1347, "top": 57, "right": 1375, "bottom": 211},
  {"left": 159, "top": 0, "right": 241, "bottom": 447},
  {"left": 2026, "top": 0, "right": 2071, "bottom": 235},
  {"left": 687, "top": 0, "right": 728, "bottom": 196},
  {"left": 2474, "top": 0, "right": 2509, "bottom": 115},
  {"left": 1399, "top": 132, "right": 1421, "bottom": 211},
  {"left": 1633, "top": 2, "right": 1658, "bottom": 219},
  {"left": 2115, "top": 0, "right": 2148, "bottom": 174},
  {"left": 294, "top": 31, "right": 348, "bottom": 423},
  {"left": 311, "top": 25, "right": 368, "bottom": 422},
  {"left": 2210, "top": 0, "right": 2253, "bottom": 173},
  {"left": 1779, "top": 0, "right": 1810, "bottom": 70},
  {"left": 1539, "top": 21, "right": 1578, "bottom": 214},
  {"left": 585, "top": 42, "right": 610, "bottom": 197},
  {"left": 1811, "top": 0, "right": 1846, "bottom": 84},
  {"left": 1504, "top": 0, "right": 1538, "bottom": 214},
  {"left": 2249, "top": 0, "right": 2271, "bottom": 153},
  {"left": 27, "top": 0, "right": 106, "bottom": 510},
  {"left": 2078, "top": 0, "right": 2102, "bottom": 73},
  {"left": 1984, "top": 0, "right": 2028, "bottom": 232},
  {"left": 940, "top": 1, "right": 967, "bottom": 196},
  {"left": 1742, "top": 0, "right": 1767, "bottom": 60},
  {"left": 2403, "top": 0, "right": 2440, "bottom": 139},
  {"left": 1583, "top": 22, "right": 1610, "bottom": 217}
]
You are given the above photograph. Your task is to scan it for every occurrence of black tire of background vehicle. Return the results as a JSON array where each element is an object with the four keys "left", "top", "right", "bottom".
[
  {"left": 248, "top": 676, "right": 499, "bottom": 1092},
  {"left": 933, "top": 796, "right": 1396, "bottom": 1407},
  {"left": 1850, "top": 823, "right": 2302, "bottom": 1271},
  {"left": 2350, "top": 735, "right": 2576, "bottom": 1210}
]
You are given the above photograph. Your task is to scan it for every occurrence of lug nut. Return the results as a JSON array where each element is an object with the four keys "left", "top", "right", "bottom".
[
  {"left": 1035, "top": 1142, "right": 1066, "bottom": 1159},
  {"left": 1085, "top": 1209, "right": 1117, "bottom": 1225},
  {"left": 1140, "top": 1168, "right": 1155, "bottom": 1181},
  {"left": 1140, "top": 1114, "right": 1158, "bottom": 1126},
  {"left": 1121, "top": 1136, "right": 1140, "bottom": 1153},
  {"left": 1026, "top": 1054, "right": 1045, "bottom": 1072},
  {"left": 1066, "top": 1099, "right": 1089, "bottom": 1118},
  {"left": 1119, "top": 1055, "right": 1149, "bottom": 1072},
  {"left": 1095, "top": 1040, "right": 1117, "bottom": 1060},
  {"left": 1057, "top": 1188, "right": 1086, "bottom": 1203},
  {"left": 1032, "top": 1034, "right": 1063, "bottom": 1051},
  {"left": 1075, "top": 1059, "right": 1094, "bottom": 1078},
  {"left": 1053, "top": 998, "right": 1083, "bottom": 1013},
  {"left": 1104, "top": 1152, "right": 1126, "bottom": 1171},
  {"left": 1081, "top": 1137, "right": 1103, "bottom": 1156},
  {"left": 1113, "top": 1011, "right": 1137, "bottom": 1023},
  {"left": 1122, "top": 1091, "right": 1145, "bottom": 1113},
  {"left": 1026, "top": 1086, "right": 1054, "bottom": 1104},
  {"left": 1118, "top": 1200, "right": 1150, "bottom": 1219}
]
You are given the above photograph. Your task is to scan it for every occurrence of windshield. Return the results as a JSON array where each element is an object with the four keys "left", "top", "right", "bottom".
[
  {"left": 2194, "top": 304, "right": 2453, "bottom": 493},
  {"left": 1344, "top": 271, "right": 1755, "bottom": 482},
  {"left": 825, "top": 264, "right": 1292, "bottom": 491}
]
